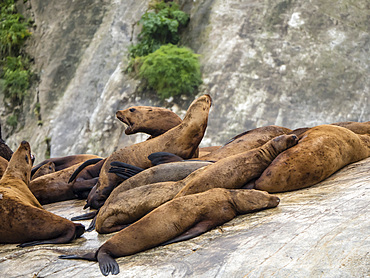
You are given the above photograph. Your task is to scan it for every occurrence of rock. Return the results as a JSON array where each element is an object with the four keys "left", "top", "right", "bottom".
[
  {"left": 2, "top": 0, "right": 369, "bottom": 162},
  {"left": 1, "top": 157, "right": 369, "bottom": 277}
]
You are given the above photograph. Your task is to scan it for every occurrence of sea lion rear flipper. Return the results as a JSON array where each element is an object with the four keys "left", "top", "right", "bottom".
[
  {"left": 71, "top": 210, "right": 98, "bottom": 221},
  {"left": 148, "top": 152, "right": 184, "bottom": 165},
  {"left": 161, "top": 220, "right": 214, "bottom": 246},
  {"left": 97, "top": 250, "right": 120, "bottom": 276},
  {"left": 68, "top": 158, "right": 104, "bottom": 183},
  {"left": 108, "top": 161, "right": 144, "bottom": 179}
]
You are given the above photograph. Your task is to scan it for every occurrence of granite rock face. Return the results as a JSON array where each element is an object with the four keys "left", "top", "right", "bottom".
[
  {"left": 2, "top": 0, "right": 369, "bottom": 162},
  {"left": 0, "top": 157, "right": 369, "bottom": 277}
]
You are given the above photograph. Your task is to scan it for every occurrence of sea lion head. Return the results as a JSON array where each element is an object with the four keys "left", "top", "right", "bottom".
[
  {"left": 270, "top": 134, "right": 299, "bottom": 153},
  {"left": 182, "top": 94, "right": 212, "bottom": 122},
  {"left": 229, "top": 189, "right": 280, "bottom": 214},
  {"left": 85, "top": 183, "right": 106, "bottom": 209},
  {"left": 5, "top": 141, "right": 34, "bottom": 184},
  {"left": 116, "top": 106, "right": 182, "bottom": 137}
]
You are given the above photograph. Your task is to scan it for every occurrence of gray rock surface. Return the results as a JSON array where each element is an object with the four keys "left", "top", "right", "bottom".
[
  {"left": 1, "top": 0, "right": 369, "bottom": 163},
  {"left": 1, "top": 157, "right": 369, "bottom": 277}
]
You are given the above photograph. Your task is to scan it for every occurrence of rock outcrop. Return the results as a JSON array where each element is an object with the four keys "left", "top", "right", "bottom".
[{"left": 1, "top": 0, "right": 368, "bottom": 162}]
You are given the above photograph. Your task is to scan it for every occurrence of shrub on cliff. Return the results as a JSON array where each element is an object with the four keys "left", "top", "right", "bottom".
[
  {"left": 129, "top": 1, "right": 189, "bottom": 58},
  {"left": 138, "top": 44, "right": 202, "bottom": 99}
]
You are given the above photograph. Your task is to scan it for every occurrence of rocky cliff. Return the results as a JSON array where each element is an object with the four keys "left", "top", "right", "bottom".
[{"left": 2, "top": 0, "right": 369, "bottom": 162}]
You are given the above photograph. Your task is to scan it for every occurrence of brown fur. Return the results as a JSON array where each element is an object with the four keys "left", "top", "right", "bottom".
[
  {"left": 0, "top": 141, "right": 84, "bottom": 246},
  {"left": 0, "top": 139, "right": 13, "bottom": 161},
  {"left": 176, "top": 134, "right": 299, "bottom": 197},
  {"left": 116, "top": 106, "right": 182, "bottom": 137},
  {"left": 31, "top": 161, "right": 55, "bottom": 180},
  {"left": 331, "top": 121, "right": 370, "bottom": 134},
  {"left": 85, "top": 94, "right": 212, "bottom": 209},
  {"left": 0, "top": 156, "right": 8, "bottom": 179},
  {"left": 198, "top": 125, "right": 292, "bottom": 161},
  {"left": 255, "top": 124, "right": 370, "bottom": 192},
  {"left": 29, "top": 163, "right": 84, "bottom": 204},
  {"left": 60, "top": 188, "right": 279, "bottom": 276},
  {"left": 31, "top": 154, "right": 101, "bottom": 177},
  {"left": 94, "top": 134, "right": 297, "bottom": 234}
]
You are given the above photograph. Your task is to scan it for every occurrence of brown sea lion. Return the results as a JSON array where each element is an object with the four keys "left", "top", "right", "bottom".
[
  {"left": 84, "top": 94, "right": 212, "bottom": 210},
  {"left": 0, "top": 141, "right": 84, "bottom": 246},
  {"left": 0, "top": 124, "right": 13, "bottom": 161},
  {"left": 331, "top": 121, "right": 370, "bottom": 134},
  {"left": 116, "top": 106, "right": 182, "bottom": 138},
  {"left": 31, "top": 154, "right": 102, "bottom": 178},
  {"left": 0, "top": 156, "right": 8, "bottom": 178},
  {"left": 29, "top": 159, "right": 102, "bottom": 204},
  {"left": 198, "top": 125, "right": 292, "bottom": 161},
  {"left": 68, "top": 104, "right": 201, "bottom": 203},
  {"left": 175, "top": 133, "right": 299, "bottom": 197},
  {"left": 93, "top": 134, "right": 298, "bottom": 234},
  {"left": 31, "top": 161, "right": 55, "bottom": 180},
  {"left": 60, "top": 188, "right": 279, "bottom": 275},
  {"left": 254, "top": 124, "right": 370, "bottom": 192},
  {"left": 92, "top": 161, "right": 213, "bottom": 233}
]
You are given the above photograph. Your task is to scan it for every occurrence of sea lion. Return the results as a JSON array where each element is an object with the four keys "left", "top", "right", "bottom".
[
  {"left": 254, "top": 124, "right": 370, "bottom": 192},
  {"left": 60, "top": 188, "right": 279, "bottom": 276},
  {"left": 175, "top": 134, "right": 298, "bottom": 197},
  {"left": 331, "top": 121, "right": 370, "bottom": 134},
  {"left": 92, "top": 134, "right": 297, "bottom": 234},
  {"left": 116, "top": 105, "right": 182, "bottom": 138},
  {"left": 68, "top": 103, "right": 202, "bottom": 203},
  {"left": 198, "top": 125, "right": 292, "bottom": 161},
  {"left": 0, "top": 125, "right": 13, "bottom": 161},
  {"left": 91, "top": 161, "right": 213, "bottom": 233},
  {"left": 31, "top": 154, "right": 102, "bottom": 178},
  {"left": 29, "top": 159, "right": 101, "bottom": 204},
  {"left": 31, "top": 161, "right": 55, "bottom": 180},
  {"left": 84, "top": 94, "right": 212, "bottom": 210},
  {"left": 0, "top": 156, "right": 8, "bottom": 178},
  {"left": 0, "top": 141, "right": 84, "bottom": 246}
]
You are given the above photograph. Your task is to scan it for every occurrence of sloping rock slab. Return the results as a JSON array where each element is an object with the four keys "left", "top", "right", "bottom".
[{"left": 1, "top": 157, "right": 369, "bottom": 277}]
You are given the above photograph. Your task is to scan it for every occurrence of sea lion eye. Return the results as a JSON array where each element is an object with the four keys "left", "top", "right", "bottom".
[
  {"left": 129, "top": 108, "right": 136, "bottom": 112},
  {"left": 25, "top": 155, "right": 29, "bottom": 163}
]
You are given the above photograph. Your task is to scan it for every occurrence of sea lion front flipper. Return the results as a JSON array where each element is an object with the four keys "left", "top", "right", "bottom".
[
  {"left": 97, "top": 250, "right": 120, "bottom": 276},
  {"left": 59, "top": 252, "right": 97, "bottom": 261},
  {"left": 148, "top": 152, "right": 184, "bottom": 165},
  {"left": 108, "top": 161, "right": 144, "bottom": 179},
  {"left": 68, "top": 158, "right": 104, "bottom": 183},
  {"left": 71, "top": 210, "right": 98, "bottom": 221},
  {"left": 161, "top": 220, "right": 215, "bottom": 246},
  {"left": 72, "top": 177, "right": 99, "bottom": 199}
]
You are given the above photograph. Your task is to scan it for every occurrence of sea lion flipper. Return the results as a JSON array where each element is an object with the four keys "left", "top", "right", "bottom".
[
  {"left": 86, "top": 215, "right": 98, "bottom": 232},
  {"left": 59, "top": 252, "right": 97, "bottom": 261},
  {"left": 161, "top": 220, "right": 214, "bottom": 246},
  {"left": 68, "top": 158, "right": 104, "bottom": 183},
  {"left": 71, "top": 211, "right": 98, "bottom": 221},
  {"left": 98, "top": 251, "right": 120, "bottom": 276},
  {"left": 108, "top": 162, "right": 144, "bottom": 179},
  {"left": 148, "top": 152, "right": 184, "bottom": 165}
]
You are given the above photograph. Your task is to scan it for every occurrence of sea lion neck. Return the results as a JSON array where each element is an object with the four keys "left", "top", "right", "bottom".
[
  {"left": 258, "top": 134, "right": 298, "bottom": 161},
  {"left": 3, "top": 141, "right": 33, "bottom": 185}
]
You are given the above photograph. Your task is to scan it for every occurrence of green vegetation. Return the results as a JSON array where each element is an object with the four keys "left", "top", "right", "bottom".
[
  {"left": 129, "top": 1, "right": 189, "bottom": 58},
  {"left": 128, "top": 1, "right": 202, "bottom": 99},
  {"left": 0, "top": 0, "right": 32, "bottom": 106},
  {"left": 139, "top": 44, "right": 202, "bottom": 99}
]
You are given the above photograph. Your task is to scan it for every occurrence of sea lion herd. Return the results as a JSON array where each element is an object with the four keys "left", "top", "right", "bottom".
[{"left": 1, "top": 94, "right": 370, "bottom": 276}]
